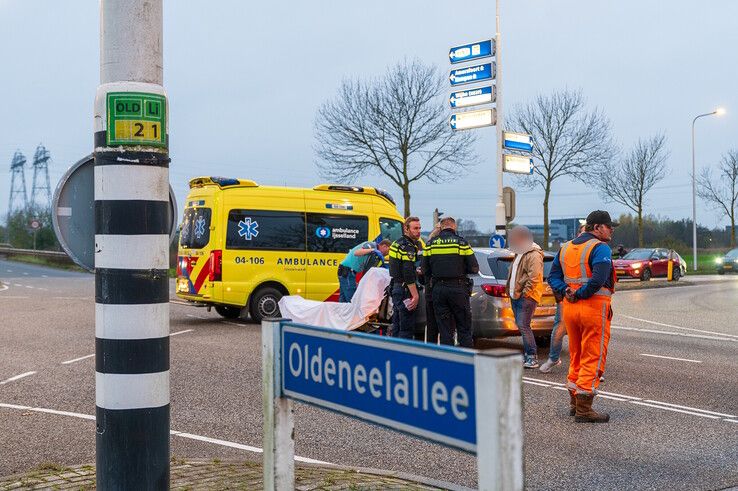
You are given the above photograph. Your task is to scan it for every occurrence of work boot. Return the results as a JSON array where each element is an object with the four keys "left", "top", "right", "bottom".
[
  {"left": 574, "top": 393, "right": 610, "bottom": 423},
  {"left": 568, "top": 389, "right": 576, "bottom": 416}
]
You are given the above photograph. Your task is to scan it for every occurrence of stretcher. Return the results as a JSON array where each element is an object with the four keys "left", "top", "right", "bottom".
[{"left": 277, "top": 267, "right": 392, "bottom": 332}]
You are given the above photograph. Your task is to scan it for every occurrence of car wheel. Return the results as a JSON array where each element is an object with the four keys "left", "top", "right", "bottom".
[
  {"left": 535, "top": 335, "right": 551, "bottom": 348},
  {"left": 249, "top": 287, "right": 283, "bottom": 323},
  {"left": 671, "top": 267, "right": 681, "bottom": 281},
  {"left": 640, "top": 268, "right": 652, "bottom": 281},
  {"left": 214, "top": 305, "right": 241, "bottom": 319}
]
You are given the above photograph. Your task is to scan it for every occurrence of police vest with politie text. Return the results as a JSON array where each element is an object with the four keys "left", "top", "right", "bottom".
[{"left": 388, "top": 235, "right": 420, "bottom": 285}]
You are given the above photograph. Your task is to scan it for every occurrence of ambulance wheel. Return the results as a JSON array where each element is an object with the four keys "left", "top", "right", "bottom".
[
  {"left": 215, "top": 305, "right": 241, "bottom": 319},
  {"left": 249, "top": 287, "right": 283, "bottom": 323},
  {"left": 640, "top": 268, "right": 652, "bottom": 281}
]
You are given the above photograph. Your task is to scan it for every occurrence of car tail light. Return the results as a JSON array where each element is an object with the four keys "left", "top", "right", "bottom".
[
  {"left": 481, "top": 283, "right": 508, "bottom": 297},
  {"left": 209, "top": 250, "right": 222, "bottom": 281}
]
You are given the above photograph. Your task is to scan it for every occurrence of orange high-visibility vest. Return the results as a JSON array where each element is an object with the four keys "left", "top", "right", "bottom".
[{"left": 559, "top": 238, "right": 616, "bottom": 302}]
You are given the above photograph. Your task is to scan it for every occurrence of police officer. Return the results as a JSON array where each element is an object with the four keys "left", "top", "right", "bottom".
[
  {"left": 388, "top": 216, "right": 422, "bottom": 339},
  {"left": 421, "top": 217, "right": 479, "bottom": 347}
]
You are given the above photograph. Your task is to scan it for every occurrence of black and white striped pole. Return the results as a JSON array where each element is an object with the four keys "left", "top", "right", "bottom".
[{"left": 94, "top": 1, "right": 170, "bottom": 488}]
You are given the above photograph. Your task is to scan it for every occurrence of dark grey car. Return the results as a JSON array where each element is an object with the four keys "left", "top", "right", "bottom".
[{"left": 414, "top": 248, "right": 556, "bottom": 345}]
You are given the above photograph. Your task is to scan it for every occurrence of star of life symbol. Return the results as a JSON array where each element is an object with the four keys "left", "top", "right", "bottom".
[
  {"left": 238, "top": 218, "right": 259, "bottom": 240},
  {"left": 194, "top": 216, "right": 206, "bottom": 239}
]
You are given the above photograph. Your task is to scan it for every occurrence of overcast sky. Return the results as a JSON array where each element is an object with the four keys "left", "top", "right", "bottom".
[{"left": 2, "top": 0, "right": 736, "bottom": 232}]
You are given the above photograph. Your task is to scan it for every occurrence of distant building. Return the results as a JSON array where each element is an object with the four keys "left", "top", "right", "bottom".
[
  {"left": 523, "top": 223, "right": 568, "bottom": 244},
  {"left": 551, "top": 217, "right": 586, "bottom": 241}
]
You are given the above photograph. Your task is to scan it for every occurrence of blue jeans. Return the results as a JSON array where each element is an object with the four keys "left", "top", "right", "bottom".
[
  {"left": 338, "top": 273, "right": 357, "bottom": 303},
  {"left": 511, "top": 296, "right": 538, "bottom": 358},
  {"left": 548, "top": 302, "right": 566, "bottom": 362}
]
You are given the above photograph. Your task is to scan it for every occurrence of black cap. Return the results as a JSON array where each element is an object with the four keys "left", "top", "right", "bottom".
[{"left": 586, "top": 210, "right": 619, "bottom": 228}]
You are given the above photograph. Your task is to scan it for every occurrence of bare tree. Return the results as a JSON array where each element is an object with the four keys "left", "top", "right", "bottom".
[
  {"left": 314, "top": 59, "right": 477, "bottom": 217},
  {"left": 597, "top": 135, "right": 669, "bottom": 246},
  {"left": 509, "top": 89, "right": 615, "bottom": 246},
  {"left": 698, "top": 150, "right": 738, "bottom": 247}
]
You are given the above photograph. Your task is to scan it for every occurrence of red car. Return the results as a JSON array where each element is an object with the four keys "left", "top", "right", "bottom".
[{"left": 613, "top": 248, "right": 685, "bottom": 281}]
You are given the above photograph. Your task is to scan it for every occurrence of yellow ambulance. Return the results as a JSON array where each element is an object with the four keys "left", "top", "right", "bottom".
[{"left": 175, "top": 177, "right": 404, "bottom": 321}]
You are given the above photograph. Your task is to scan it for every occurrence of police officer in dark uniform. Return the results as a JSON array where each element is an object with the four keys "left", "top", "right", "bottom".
[
  {"left": 388, "top": 216, "right": 422, "bottom": 339},
  {"left": 421, "top": 217, "right": 479, "bottom": 347}
]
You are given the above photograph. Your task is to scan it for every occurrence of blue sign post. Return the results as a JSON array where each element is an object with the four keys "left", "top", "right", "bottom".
[
  {"left": 490, "top": 234, "right": 506, "bottom": 249},
  {"left": 261, "top": 319, "right": 523, "bottom": 491},
  {"left": 449, "top": 63, "right": 495, "bottom": 87},
  {"left": 449, "top": 39, "right": 495, "bottom": 64}
]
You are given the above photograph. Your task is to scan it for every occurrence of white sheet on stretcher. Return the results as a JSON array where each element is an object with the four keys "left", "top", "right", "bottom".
[{"left": 277, "top": 267, "right": 391, "bottom": 331}]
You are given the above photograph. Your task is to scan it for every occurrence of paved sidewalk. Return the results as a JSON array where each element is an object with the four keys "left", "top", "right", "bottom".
[{"left": 0, "top": 459, "right": 461, "bottom": 490}]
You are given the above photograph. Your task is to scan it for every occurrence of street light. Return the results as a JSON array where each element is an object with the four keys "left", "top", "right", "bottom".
[{"left": 691, "top": 107, "right": 726, "bottom": 271}]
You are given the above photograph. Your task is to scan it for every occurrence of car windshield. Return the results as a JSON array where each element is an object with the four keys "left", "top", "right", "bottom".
[
  {"left": 726, "top": 248, "right": 738, "bottom": 259},
  {"left": 623, "top": 249, "right": 654, "bottom": 260}
]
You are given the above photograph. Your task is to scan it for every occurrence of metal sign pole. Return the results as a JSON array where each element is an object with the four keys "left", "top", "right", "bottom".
[
  {"left": 94, "top": 1, "right": 170, "bottom": 488},
  {"left": 494, "top": 0, "right": 507, "bottom": 241},
  {"left": 262, "top": 319, "right": 295, "bottom": 491}
]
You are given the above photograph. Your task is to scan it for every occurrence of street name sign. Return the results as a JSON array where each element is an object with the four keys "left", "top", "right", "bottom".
[
  {"left": 503, "top": 131, "right": 533, "bottom": 152},
  {"left": 448, "top": 39, "right": 495, "bottom": 64},
  {"left": 450, "top": 86, "right": 495, "bottom": 109},
  {"left": 450, "top": 109, "right": 496, "bottom": 131},
  {"left": 106, "top": 92, "right": 167, "bottom": 147},
  {"left": 281, "top": 323, "right": 477, "bottom": 451},
  {"left": 449, "top": 63, "right": 495, "bottom": 86},
  {"left": 503, "top": 154, "right": 534, "bottom": 175}
]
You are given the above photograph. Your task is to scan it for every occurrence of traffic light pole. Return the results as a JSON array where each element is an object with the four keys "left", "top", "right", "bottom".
[
  {"left": 494, "top": 0, "right": 506, "bottom": 240},
  {"left": 94, "top": 1, "right": 170, "bottom": 488}
]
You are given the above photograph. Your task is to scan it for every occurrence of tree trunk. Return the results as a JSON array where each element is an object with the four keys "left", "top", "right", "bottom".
[
  {"left": 402, "top": 182, "right": 411, "bottom": 218},
  {"left": 542, "top": 183, "right": 551, "bottom": 248},
  {"left": 637, "top": 207, "right": 644, "bottom": 247},
  {"left": 731, "top": 211, "right": 736, "bottom": 248}
]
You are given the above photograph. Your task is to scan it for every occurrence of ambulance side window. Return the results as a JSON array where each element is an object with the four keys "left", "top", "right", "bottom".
[
  {"left": 180, "top": 208, "right": 211, "bottom": 249},
  {"left": 226, "top": 210, "right": 306, "bottom": 251},
  {"left": 379, "top": 218, "right": 403, "bottom": 242},
  {"left": 306, "top": 214, "right": 369, "bottom": 253}
]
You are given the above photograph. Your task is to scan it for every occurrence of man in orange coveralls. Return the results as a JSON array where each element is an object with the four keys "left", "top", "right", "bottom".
[{"left": 548, "top": 210, "right": 618, "bottom": 423}]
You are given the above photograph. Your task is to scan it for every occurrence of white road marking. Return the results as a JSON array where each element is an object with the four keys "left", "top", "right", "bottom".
[
  {"left": 522, "top": 376, "right": 738, "bottom": 422},
  {"left": 0, "top": 371, "right": 37, "bottom": 385},
  {"left": 0, "top": 283, "right": 7, "bottom": 292},
  {"left": 24, "top": 285, "right": 33, "bottom": 289},
  {"left": 170, "top": 300, "right": 192, "bottom": 306},
  {"left": 612, "top": 325, "right": 738, "bottom": 343},
  {"left": 186, "top": 314, "right": 206, "bottom": 320},
  {"left": 22, "top": 272, "right": 28, "bottom": 276},
  {"left": 618, "top": 313, "right": 738, "bottom": 340},
  {"left": 13, "top": 284, "right": 22, "bottom": 287},
  {"left": 42, "top": 275, "right": 48, "bottom": 278},
  {"left": 0, "top": 402, "right": 331, "bottom": 465},
  {"left": 170, "top": 329, "right": 194, "bottom": 336},
  {"left": 0, "top": 296, "right": 29, "bottom": 299},
  {"left": 640, "top": 353, "right": 702, "bottom": 363},
  {"left": 52, "top": 296, "right": 86, "bottom": 300},
  {"left": 221, "top": 321, "right": 243, "bottom": 326},
  {"left": 61, "top": 354, "right": 95, "bottom": 365},
  {"left": 5, "top": 269, "right": 12, "bottom": 272}
]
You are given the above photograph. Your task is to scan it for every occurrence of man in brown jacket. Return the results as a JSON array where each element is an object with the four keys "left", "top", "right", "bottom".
[{"left": 506, "top": 225, "right": 544, "bottom": 368}]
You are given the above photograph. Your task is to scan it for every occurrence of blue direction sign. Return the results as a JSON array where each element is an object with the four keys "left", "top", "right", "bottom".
[
  {"left": 449, "top": 63, "right": 495, "bottom": 87},
  {"left": 450, "top": 86, "right": 495, "bottom": 109},
  {"left": 449, "top": 39, "right": 495, "bottom": 64},
  {"left": 281, "top": 323, "right": 477, "bottom": 452},
  {"left": 489, "top": 234, "right": 506, "bottom": 249},
  {"left": 503, "top": 131, "right": 534, "bottom": 152}
]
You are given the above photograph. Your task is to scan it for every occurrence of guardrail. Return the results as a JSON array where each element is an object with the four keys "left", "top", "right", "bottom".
[{"left": 0, "top": 246, "right": 75, "bottom": 266}]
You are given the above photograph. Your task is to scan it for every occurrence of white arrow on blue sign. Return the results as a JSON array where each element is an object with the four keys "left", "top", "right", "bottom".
[
  {"left": 503, "top": 131, "right": 534, "bottom": 152},
  {"left": 489, "top": 234, "right": 506, "bottom": 249},
  {"left": 449, "top": 39, "right": 495, "bottom": 64},
  {"left": 449, "top": 63, "right": 495, "bottom": 87},
  {"left": 450, "top": 86, "right": 496, "bottom": 109}
]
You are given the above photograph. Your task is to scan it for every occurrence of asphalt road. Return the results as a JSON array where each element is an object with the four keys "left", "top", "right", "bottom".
[{"left": 1, "top": 258, "right": 737, "bottom": 490}]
